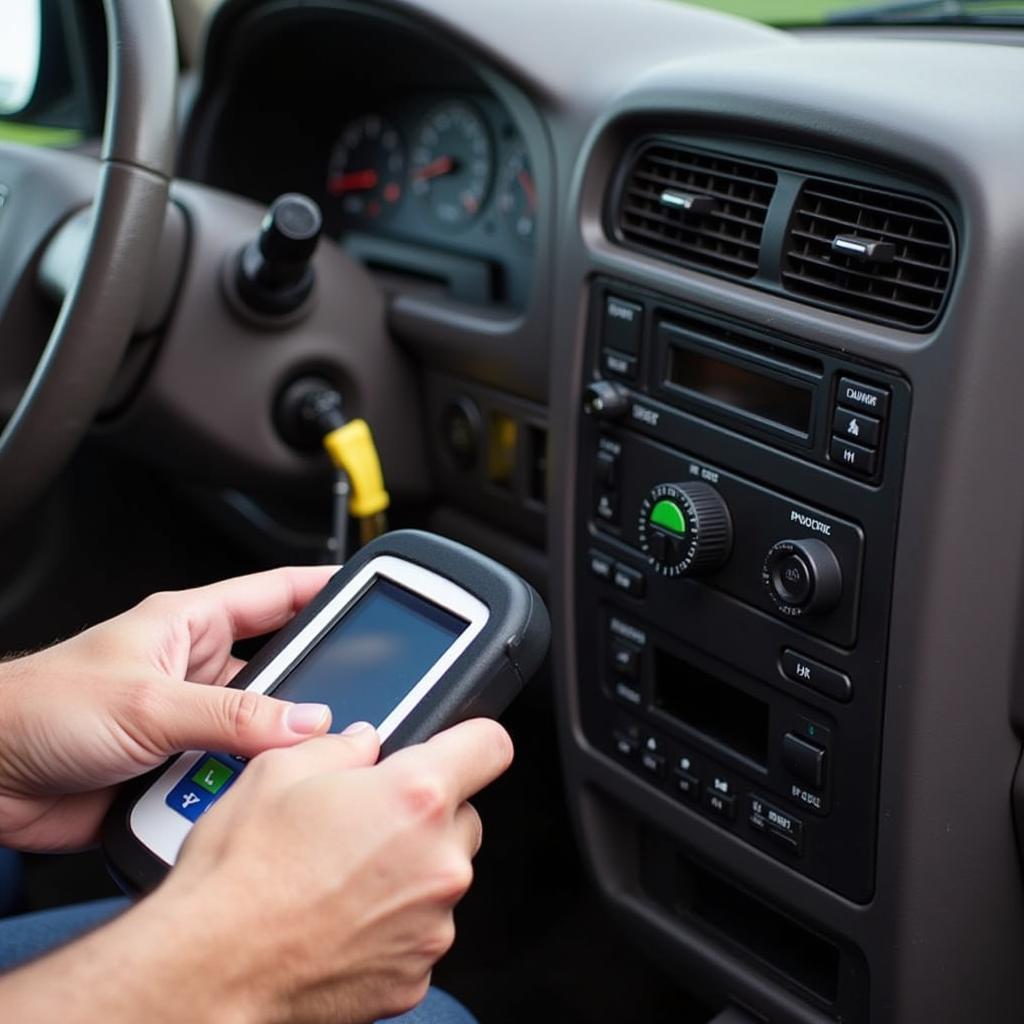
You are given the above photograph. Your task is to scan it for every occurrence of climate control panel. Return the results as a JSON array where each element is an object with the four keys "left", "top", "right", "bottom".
[
  {"left": 573, "top": 279, "right": 910, "bottom": 904},
  {"left": 590, "top": 431, "right": 864, "bottom": 646}
]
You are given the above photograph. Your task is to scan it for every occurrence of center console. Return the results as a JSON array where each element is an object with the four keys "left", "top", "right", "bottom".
[{"left": 575, "top": 279, "right": 909, "bottom": 904}]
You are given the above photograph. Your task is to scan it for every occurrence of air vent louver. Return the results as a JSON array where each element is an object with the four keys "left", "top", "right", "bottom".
[
  {"left": 783, "top": 179, "right": 954, "bottom": 329},
  {"left": 617, "top": 143, "right": 777, "bottom": 280}
]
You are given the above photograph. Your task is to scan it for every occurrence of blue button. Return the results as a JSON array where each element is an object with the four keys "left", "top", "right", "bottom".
[{"left": 166, "top": 778, "right": 213, "bottom": 821}]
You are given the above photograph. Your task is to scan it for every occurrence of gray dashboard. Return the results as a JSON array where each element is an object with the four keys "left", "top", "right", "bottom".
[{"left": 177, "top": 2, "right": 1024, "bottom": 1021}]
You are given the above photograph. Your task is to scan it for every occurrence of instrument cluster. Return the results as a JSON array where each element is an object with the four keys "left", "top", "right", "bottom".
[{"left": 323, "top": 95, "right": 536, "bottom": 276}]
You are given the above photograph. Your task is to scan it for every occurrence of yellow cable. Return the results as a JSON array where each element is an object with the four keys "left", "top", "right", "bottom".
[{"left": 322, "top": 419, "right": 390, "bottom": 521}]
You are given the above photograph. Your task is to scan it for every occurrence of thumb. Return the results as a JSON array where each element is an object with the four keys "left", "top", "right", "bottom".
[{"left": 147, "top": 683, "right": 333, "bottom": 759}]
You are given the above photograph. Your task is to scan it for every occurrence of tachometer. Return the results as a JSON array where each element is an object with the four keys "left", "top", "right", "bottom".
[
  {"left": 496, "top": 147, "right": 537, "bottom": 244},
  {"left": 326, "top": 114, "right": 404, "bottom": 223},
  {"left": 411, "top": 101, "right": 493, "bottom": 228}
]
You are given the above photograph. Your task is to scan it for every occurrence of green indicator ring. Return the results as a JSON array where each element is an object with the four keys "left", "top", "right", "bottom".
[{"left": 650, "top": 499, "right": 687, "bottom": 535}]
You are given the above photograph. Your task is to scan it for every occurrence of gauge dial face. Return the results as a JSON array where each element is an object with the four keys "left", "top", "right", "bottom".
[
  {"left": 496, "top": 147, "right": 537, "bottom": 244},
  {"left": 326, "top": 114, "right": 404, "bottom": 224},
  {"left": 411, "top": 102, "right": 493, "bottom": 228}
]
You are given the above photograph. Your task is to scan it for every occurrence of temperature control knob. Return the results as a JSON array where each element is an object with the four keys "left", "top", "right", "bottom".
[
  {"left": 638, "top": 482, "right": 732, "bottom": 577},
  {"left": 762, "top": 539, "right": 842, "bottom": 617}
]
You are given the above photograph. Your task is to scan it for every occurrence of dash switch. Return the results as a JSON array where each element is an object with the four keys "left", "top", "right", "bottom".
[{"left": 782, "top": 733, "right": 826, "bottom": 790}]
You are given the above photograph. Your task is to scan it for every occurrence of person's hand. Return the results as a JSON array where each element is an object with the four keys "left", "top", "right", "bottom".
[
  {"left": 0, "top": 719, "right": 513, "bottom": 1024},
  {"left": 0, "top": 566, "right": 338, "bottom": 852},
  {"left": 154, "top": 719, "right": 513, "bottom": 1024}
]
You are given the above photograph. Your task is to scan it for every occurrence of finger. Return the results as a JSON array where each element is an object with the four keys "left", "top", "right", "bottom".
[
  {"left": 134, "top": 681, "right": 335, "bottom": 760},
  {"left": 251, "top": 721, "right": 382, "bottom": 775},
  {"left": 182, "top": 565, "right": 338, "bottom": 643},
  {"left": 453, "top": 802, "right": 483, "bottom": 858},
  {"left": 216, "top": 656, "right": 247, "bottom": 686},
  {"left": 389, "top": 719, "right": 514, "bottom": 807}
]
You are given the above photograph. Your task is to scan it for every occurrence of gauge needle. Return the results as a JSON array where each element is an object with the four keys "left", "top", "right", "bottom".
[
  {"left": 517, "top": 169, "right": 537, "bottom": 211},
  {"left": 328, "top": 169, "right": 379, "bottom": 194},
  {"left": 414, "top": 155, "right": 457, "bottom": 182}
]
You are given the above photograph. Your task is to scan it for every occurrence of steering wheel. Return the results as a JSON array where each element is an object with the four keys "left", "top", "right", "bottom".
[{"left": 0, "top": 0, "right": 177, "bottom": 529}]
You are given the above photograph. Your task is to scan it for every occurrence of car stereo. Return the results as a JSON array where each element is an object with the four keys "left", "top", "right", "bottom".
[{"left": 575, "top": 279, "right": 910, "bottom": 901}]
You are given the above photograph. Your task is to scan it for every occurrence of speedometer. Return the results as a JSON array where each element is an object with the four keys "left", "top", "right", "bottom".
[
  {"left": 411, "top": 101, "right": 493, "bottom": 228},
  {"left": 326, "top": 114, "right": 404, "bottom": 224}
]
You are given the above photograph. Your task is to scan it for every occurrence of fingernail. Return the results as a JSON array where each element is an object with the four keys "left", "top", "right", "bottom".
[
  {"left": 285, "top": 703, "right": 331, "bottom": 734},
  {"left": 342, "top": 720, "right": 374, "bottom": 736}
]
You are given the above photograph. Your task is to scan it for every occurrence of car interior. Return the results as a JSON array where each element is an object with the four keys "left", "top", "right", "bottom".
[{"left": 2, "top": 0, "right": 1024, "bottom": 1021}]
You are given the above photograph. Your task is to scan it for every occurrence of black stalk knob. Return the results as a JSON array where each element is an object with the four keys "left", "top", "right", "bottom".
[{"left": 236, "top": 193, "right": 323, "bottom": 316}]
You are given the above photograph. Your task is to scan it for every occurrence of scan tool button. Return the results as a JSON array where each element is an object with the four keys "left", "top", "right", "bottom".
[
  {"left": 192, "top": 756, "right": 237, "bottom": 795},
  {"left": 166, "top": 778, "right": 214, "bottom": 822}
]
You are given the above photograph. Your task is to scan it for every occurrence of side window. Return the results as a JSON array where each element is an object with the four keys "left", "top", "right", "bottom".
[{"left": 0, "top": 0, "right": 107, "bottom": 149}]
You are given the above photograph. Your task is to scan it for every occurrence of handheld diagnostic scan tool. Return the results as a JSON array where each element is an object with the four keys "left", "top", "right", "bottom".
[{"left": 103, "top": 531, "right": 549, "bottom": 895}]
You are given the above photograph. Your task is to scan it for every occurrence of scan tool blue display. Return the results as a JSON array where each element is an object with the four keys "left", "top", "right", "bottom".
[{"left": 272, "top": 578, "right": 468, "bottom": 731}]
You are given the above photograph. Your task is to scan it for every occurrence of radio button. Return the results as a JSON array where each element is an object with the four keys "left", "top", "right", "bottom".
[
  {"left": 602, "top": 349, "right": 637, "bottom": 381},
  {"left": 704, "top": 787, "right": 736, "bottom": 821},
  {"left": 588, "top": 549, "right": 614, "bottom": 581},
  {"left": 603, "top": 295, "right": 643, "bottom": 355},
  {"left": 595, "top": 490, "right": 619, "bottom": 524},
  {"left": 782, "top": 733, "right": 827, "bottom": 790},
  {"left": 837, "top": 377, "right": 890, "bottom": 418},
  {"left": 749, "top": 794, "right": 804, "bottom": 854},
  {"left": 610, "top": 642, "right": 640, "bottom": 679},
  {"left": 594, "top": 449, "right": 618, "bottom": 489},
  {"left": 611, "top": 562, "right": 645, "bottom": 598},
  {"left": 613, "top": 680, "right": 643, "bottom": 707},
  {"left": 674, "top": 769, "right": 701, "bottom": 801},
  {"left": 830, "top": 436, "right": 878, "bottom": 476},
  {"left": 639, "top": 736, "right": 666, "bottom": 777},
  {"left": 613, "top": 731, "right": 639, "bottom": 760},
  {"left": 832, "top": 407, "right": 880, "bottom": 448},
  {"left": 781, "top": 649, "right": 852, "bottom": 702}
]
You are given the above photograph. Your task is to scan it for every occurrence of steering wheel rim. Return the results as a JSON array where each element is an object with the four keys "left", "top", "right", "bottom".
[{"left": 0, "top": 0, "right": 177, "bottom": 529}]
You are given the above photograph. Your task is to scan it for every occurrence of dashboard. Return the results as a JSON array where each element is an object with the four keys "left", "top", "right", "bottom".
[
  {"left": 180, "top": 12, "right": 536, "bottom": 308},
  {"left": 166, "top": 2, "right": 1024, "bottom": 1023}
]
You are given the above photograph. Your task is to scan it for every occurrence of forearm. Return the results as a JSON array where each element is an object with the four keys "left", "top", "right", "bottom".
[{"left": 0, "top": 889, "right": 257, "bottom": 1024}]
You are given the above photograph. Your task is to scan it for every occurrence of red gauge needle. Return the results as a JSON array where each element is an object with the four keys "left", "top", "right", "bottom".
[
  {"left": 517, "top": 169, "right": 537, "bottom": 211},
  {"left": 328, "top": 169, "right": 379, "bottom": 195},
  {"left": 414, "top": 155, "right": 457, "bottom": 182}
]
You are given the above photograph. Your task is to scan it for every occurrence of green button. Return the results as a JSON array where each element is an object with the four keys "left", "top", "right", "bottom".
[
  {"left": 650, "top": 499, "right": 687, "bottom": 535},
  {"left": 192, "top": 756, "right": 234, "bottom": 795}
]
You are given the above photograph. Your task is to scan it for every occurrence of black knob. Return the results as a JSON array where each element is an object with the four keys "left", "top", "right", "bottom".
[
  {"left": 638, "top": 482, "right": 732, "bottom": 577},
  {"left": 762, "top": 539, "right": 842, "bottom": 617},
  {"left": 583, "top": 381, "right": 629, "bottom": 421},
  {"left": 236, "top": 193, "right": 323, "bottom": 316},
  {"left": 259, "top": 193, "right": 322, "bottom": 267}
]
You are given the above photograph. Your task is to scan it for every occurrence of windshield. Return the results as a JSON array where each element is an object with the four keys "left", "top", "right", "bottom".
[{"left": 682, "top": 0, "right": 1024, "bottom": 26}]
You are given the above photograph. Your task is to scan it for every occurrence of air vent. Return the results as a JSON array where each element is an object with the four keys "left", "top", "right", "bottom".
[
  {"left": 617, "top": 142, "right": 777, "bottom": 280},
  {"left": 783, "top": 179, "right": 954, "bottom": 329}
]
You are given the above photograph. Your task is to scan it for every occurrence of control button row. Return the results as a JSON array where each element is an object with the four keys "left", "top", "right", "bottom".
[
  {"left": 588, "top": 548, "right": 646, "bottom": 598},
  {"left": 829, "top": 376, "right": 889, "bottom": 478},
  {"left": 601, "top": 294, "right": 643, "bottom": 382},
  {"left": 166, "top": 754, "right": 240, "bottom": 822},
  {"left": 608, "top": 722, "right": 805, "bottom": 857}
]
